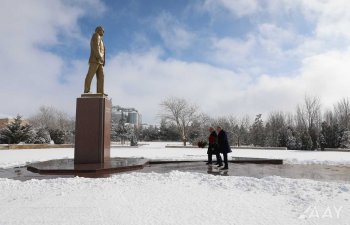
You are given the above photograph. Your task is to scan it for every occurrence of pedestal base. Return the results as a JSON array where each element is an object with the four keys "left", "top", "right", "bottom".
[
  {"left": 27, "top": 158, "right": 149, "bottom": 177},
  {"left": 74, "top": 94, "right": 112, "bottom": 164}
]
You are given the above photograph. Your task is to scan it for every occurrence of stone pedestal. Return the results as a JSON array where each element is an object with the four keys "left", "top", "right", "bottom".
[
  {"left": 26, "top": 94, "right": 148, "bottom": 177},
  {"left": 74, "top": 94, "right": 111, "bottom": 164}
]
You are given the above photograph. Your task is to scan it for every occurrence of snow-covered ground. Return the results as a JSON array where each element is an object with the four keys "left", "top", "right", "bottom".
[
  {"left": 1, "top": 171, "right": 350, "bottom": 225},
  {"left": 1, "top": 142, "right": 350, "bottom": 224}
]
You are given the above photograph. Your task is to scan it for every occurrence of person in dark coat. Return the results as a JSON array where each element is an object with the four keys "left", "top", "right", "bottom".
[
  {"left": 216, "top": 126, "right": 232, "bottom": 170},
  {"left": 206, "top": 127, "right": 222, "bottom": 166}
]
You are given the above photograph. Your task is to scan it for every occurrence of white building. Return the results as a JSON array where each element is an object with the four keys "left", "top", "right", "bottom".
[{"left": 112, "top": 106, "right": 142, "bottom": 128}]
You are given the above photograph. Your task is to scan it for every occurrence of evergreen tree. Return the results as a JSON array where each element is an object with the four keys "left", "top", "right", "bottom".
[
  {"left": 26, "top": 128, "right": 51, "bottom": 144},
  {"left": 264, "top": 122, "right": 273, "bottom": 147},
  {"left": 286, "top": 129, "right": 297, "bottom": 150},
  {"left": 320, "top": 121, "right": 342, "bottom": 149},
  {"left": 340, "top": 131, "right": 350, "bottom": 148},
  {"left": 295, "top": 132, "right": 303, "bottom": 150},
  {"left": 320, "top": 122, "right": 330, "bottom": 149},
  {"left": 49, "top": 129, "right": 65, "bottom": 144},
  {"left": 286, "top": 128, "right": 305, "bottom": 150},
  {"left": 111, "top": 117, "right": 134, "bottom": 144},
  {"left": 301, "top": 130, "right": 313, "bottom": 150},
  {"left": 250, "top": 114, "right": 265, "bottom": 146},
  {"left": 308, "top": 126, "right": 319, "bottom": 150},
  {"left": 0, "top": 115, "right": 33, "bottom": 144},
  {"left": 319, "top": 133, "right": 327, "bottom": 150},
  {"left": 265, "top": 112, "right": 287, "bottom": 147},
  {"left": 277, "top": 127, "right": 288, "bottom": 147},
  {"left": 159, "top": 119, "right": 180, "bottom": 141},
  {"left": 237, "top": 124, "right": 249, "bottom": 146},
  {"left": 139, "top": 125, "right": 160, "bottom": 141}
]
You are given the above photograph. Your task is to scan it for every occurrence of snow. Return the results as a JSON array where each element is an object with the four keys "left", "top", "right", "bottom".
[
  {"left": 1, "top": 142, "right": 350, "bottom": 224},
  {"left": 0, "top": 148, "right": 73, "bottom": 169},
  {"left": 0, "top": 171, "right": 349, "bottom": 225}
]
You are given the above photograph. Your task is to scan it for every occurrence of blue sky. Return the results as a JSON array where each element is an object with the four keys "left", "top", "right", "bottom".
[{"left": 1, "top": 0, "right": 350, "bottom": 124}]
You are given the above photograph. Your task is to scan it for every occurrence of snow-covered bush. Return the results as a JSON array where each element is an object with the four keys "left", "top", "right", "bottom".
[
  {"left": 26, "top": 128, "right": 51, "bottom": 144},
  {"left": 340, "top": 131, "right": 350, "bottom": 149},
  {"left": 0, "top": 115, "right": 33, "bottom": 144},
  {"left": 49, "top": 129, "right": 65, "bottom": 144}
]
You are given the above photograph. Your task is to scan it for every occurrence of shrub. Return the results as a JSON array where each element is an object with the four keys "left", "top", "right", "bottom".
[
  {"left": 49, "top": 129, "right": 65, "bottom": 144},
  {"left": 0, "top": 115, "right": 33, "bottom": 144},
  {"left": 197, "top": 141, "right": 207, "bottom": 148},
  {"left": 29, "top": 128, "right": 51, "bottom": 144}
]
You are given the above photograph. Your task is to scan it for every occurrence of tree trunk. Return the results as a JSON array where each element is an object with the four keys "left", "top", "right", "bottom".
[
  {"left": 182, "top": 135, "right": 187, "bottom": 146},
  {"left": 182, "top": 131, "right": 186, "bottom": 146}
]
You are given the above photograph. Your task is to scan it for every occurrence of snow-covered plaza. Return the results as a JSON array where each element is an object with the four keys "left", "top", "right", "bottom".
[{"left": 1, "top": 142, "right": 350, "bottom": 225}]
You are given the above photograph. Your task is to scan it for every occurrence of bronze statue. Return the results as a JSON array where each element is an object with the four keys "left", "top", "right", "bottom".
[{"left": 84, "top": 26, "right": 106, "bottom": 94}]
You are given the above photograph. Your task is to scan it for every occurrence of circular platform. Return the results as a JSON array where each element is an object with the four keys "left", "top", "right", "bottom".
[{"left": 27, "top": 158, "right": 149, "bottom": 177}]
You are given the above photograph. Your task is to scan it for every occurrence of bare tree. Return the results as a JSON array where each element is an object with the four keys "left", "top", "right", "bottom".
[
  {"left": 30, "top": 106, "right": 75, "bottom": 131},
  {"left": 29, "top": 106, "right": 57, "bottom": 129},
  {"left": 324, "top": 110, "right": 336, "bottom": 126},
  {"left": 159, "top": 97, "right": 199, "bottom": 146},
  {"left": 265, "top": 111, "right": 287, "bottom": 147},
  {"left": 297, "top": 96, "right": 321, "bottom": 129},
  {"left": 334, "top": 98, "right": 350, "bottom": 130},
  {"left": 226, "top": 115, "right": 238, "bottom": 145},
  {"left": 29, "top": 106, "right": 75, "bottom": 143},
  {"left": 188, "top": 113, "right": 213, "bottom": 145},
  {"left": 296, "top": 95, "right": 322, "bottom": 149},
  {"left": 235, "top": 115, "right": 250, "bottom": 146},
  {"left": 213, "top": 115, "right": 238, "bottom": 146}
]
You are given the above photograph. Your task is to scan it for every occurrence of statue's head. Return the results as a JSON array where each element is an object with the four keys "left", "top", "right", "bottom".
[{"left": 95, "top": 26, "right": 104, "bottom": 36}]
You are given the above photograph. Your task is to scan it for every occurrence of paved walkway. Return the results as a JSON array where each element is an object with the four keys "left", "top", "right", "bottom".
[
  {"left": 144, "top": 162, "right": 350, "bottom": 182},
  {"left": 1, "top": 162, "right": 350, "bottom": 182}
]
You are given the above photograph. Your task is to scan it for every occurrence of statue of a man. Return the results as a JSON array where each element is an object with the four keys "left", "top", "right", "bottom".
[{"left": 84, "top": 26, "right": 106, "bottom": 94}]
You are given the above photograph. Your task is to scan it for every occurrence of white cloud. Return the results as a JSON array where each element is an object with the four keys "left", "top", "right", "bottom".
[
  {"left": 0, "top": 0, "right": 106, "bottom": 118},
  {"left": 201, "top": 0, "right": 350, "bottom": 54},
  {"left": 299, "top": 50, "right": 350, "bottom": 106},
  {"left": 103, "top": 48, "right": 350, "bottom": 124},
  {"left": 153, "top": 12, "right": 196, "bottom": 51},
  {"left": 203, "top": 0, "right": 259, "bottom": 17},
  {"left": 1, "top": 0, "right": 350, "bottom": 126},
  {"left": 208, "top": 23, "right": 303, "bottom": 75},
  {"left": 257, "top": 23, "right": 301, "bottom": 49},
  {"left": 104, "top": 50, "right": 252, "bottom": 123},
  {"left": 211, "top": 36, "right": 256, "bottom": 66},
  {"left": 238, "top": 49, "right": 350, "bottom": 116},
  {"left": 298, "top": 0, "right": 350, "bottom": 52},
  {"left": 262, "top": 0, "right": 350, "bottom": 51}
]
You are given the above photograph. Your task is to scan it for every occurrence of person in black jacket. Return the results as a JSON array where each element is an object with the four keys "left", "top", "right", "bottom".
[
  {"left": 207, "top": 127, "right": 222, "bottom": 166},
  {"left": 216, "top": 126, "right": 232, "bottom": 170}
]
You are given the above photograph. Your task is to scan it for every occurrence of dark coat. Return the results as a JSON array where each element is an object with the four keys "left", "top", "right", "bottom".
[
  {"left": 217, "top": 130, "right": 232, "bottom": 153},
  {"left": 207, "top": 131, "right": 218, "bottom": 154}
]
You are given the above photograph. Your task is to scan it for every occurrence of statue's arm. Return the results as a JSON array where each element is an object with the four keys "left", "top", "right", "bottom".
[{"left": 91, "top": 34, "right": 103, "bottom": 61}]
